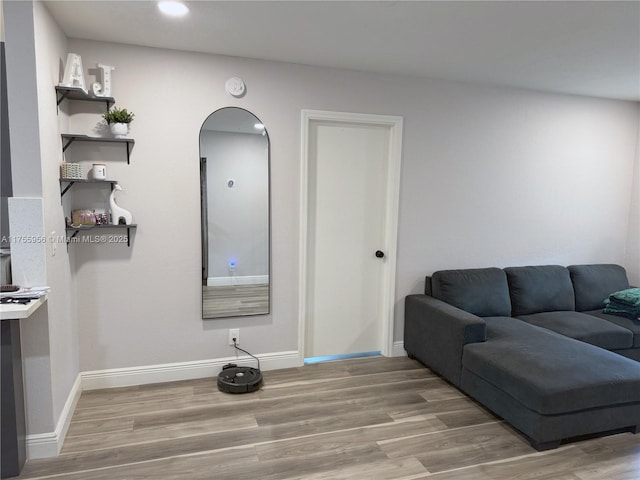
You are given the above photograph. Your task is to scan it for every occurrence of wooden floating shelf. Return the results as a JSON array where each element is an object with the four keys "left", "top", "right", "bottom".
[
  {"left": 66, "top": 224, "right": 137, "bottom": 247},
  {"left": 59, "top": 178, "right": 118, "bottom": 197},
  {"left": 61, "top": 134, "right": 135, "bottom": 163},
  {"left": 55, "top": 85, "right": 115, "bottom": 110}
]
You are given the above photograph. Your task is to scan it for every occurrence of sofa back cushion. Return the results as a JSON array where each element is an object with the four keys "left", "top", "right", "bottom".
[
  {"left": 430, "top": 268, "right": 512, "bottom": 317},
  {"left": 505, "top": 265, "right": 575, "bottom": 316},
  {"left": 568, "top": 264, "right": 629, "bottom": 312}
]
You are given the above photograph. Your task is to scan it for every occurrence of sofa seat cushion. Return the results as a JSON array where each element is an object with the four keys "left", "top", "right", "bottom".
[
  {"left": 516, "top": 311, "right": 633, "bottom": 350},
  {"left": 584, "top": 310, "right": 640, "bottom": 348},
  {"left": 462, "top": 317, "right": 640, "bottom": 415},
  {"left": 430, "top": 268, "right": 512, "bottom": 317},
  {"left": 568, "top": 264, "right": 629, "bottom": 312},
  {"left": 505, "top": 265, "right": 575, "bottom": 316}
]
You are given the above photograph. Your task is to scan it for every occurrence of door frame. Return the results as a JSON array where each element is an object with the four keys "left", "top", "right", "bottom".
[{"left": 298, "top": 109, "right": 403, "bottom": 365}]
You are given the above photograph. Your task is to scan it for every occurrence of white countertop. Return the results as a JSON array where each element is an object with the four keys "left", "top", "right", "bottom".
[{"left": 0, "top": 295, "right": 48, "bottom": 320}]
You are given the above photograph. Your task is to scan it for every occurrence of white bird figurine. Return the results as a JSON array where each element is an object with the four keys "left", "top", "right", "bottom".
[{"left": 109, "top": 184, "right": 133, "bottom": 225}]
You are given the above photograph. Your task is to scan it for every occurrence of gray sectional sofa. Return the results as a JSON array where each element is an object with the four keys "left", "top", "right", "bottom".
[{"left": 404, "top": 264, "right": 640, "bottom": 450}]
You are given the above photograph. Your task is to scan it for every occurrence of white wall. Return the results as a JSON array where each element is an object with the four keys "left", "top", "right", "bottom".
[
  {"left": 201, "top": 130, "right": 269, "bottom": 280},
  {"left": 60, "top": 38, "right": 639, "bottom": 370},
  {"left": 396, "top": 89, "right": 639, "bottom": 336},
  {"left": 33, "top": 0, "right": 78, "bottom": 433},
  {"left": 627, "top": 104, "right": 640, "bottom": 286}
]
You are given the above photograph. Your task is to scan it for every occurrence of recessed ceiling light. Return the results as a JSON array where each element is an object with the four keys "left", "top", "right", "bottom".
[
  {"left": 254, "top": 123, "right": 265, "bottom": 130},
  {"left": 158, "top": 1, "right": 189, "bottom": 17}
]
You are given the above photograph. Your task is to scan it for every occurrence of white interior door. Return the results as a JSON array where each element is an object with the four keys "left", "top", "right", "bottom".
[{"left": 304, "top": 119, "right": 390, "bottom": 358}]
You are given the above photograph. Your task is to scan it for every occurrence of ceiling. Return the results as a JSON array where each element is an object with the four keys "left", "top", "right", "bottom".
[{"left": 44, "top": 1, "right": 640, "bottom": 101}]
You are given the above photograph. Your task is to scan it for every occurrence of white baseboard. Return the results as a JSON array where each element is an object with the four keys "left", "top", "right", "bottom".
[
  {"left": 26, "top": 373, "right": 82, "bottom": 460},
  {"left": 81, "top": 350, "right": 300, "bottom": 391},
  {"left": 206, "top": 275, "right": 269, "bottom": 287},
  {"left": 25, "top": 431, "right": 58, "bottom": 460},
  {"left": 392, "top": 340, "right": 406, "bottom": 357}
]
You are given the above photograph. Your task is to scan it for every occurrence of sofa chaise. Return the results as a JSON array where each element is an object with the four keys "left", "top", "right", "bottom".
[{"left": 404, "top": 263, "right": 640, "bottom": 450}]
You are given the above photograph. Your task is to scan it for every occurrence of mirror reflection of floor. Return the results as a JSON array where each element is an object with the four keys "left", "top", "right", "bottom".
[{"left": 202, "top": 284, "right": 269, "bottom": 318}]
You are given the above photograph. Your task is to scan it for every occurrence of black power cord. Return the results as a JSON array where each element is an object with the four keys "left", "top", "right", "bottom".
[{"left": 232, "top": 339, "right": 261, "bottom": 371}]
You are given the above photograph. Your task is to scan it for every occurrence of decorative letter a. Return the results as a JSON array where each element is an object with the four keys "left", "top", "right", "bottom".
[{"left": 60, "top": 53, "right": 87, "bottom": 93}]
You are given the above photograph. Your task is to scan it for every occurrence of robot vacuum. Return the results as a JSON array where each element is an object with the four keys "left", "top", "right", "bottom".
[{"left": 217, "top": 363, "right": 263, "bottom": 394}]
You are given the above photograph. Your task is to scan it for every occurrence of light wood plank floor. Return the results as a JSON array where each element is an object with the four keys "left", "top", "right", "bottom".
[
  {"left": 202, "top": 284, "right": 269, "bottom": 318},
  {"left": 17, "top": 356, "right": 640, "bottom": 479}
]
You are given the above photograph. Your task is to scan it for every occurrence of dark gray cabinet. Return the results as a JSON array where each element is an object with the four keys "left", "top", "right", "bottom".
[{"left": 1, "top": 319, "right": 26, "bottom": 478}]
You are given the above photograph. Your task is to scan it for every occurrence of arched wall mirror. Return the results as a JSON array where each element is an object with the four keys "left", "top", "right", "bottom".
[{"left": 200, "top": 107, "right": 270, "bottom": 319}]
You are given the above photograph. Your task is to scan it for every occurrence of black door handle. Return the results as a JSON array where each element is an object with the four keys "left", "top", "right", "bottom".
[{"left": 375, "top": 250, "right": 385, "bottom": 258}]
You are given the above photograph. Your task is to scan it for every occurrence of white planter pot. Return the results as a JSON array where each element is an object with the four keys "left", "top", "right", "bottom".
[{"left": 110, "top": 123, "right": 129, "bottom": 138}]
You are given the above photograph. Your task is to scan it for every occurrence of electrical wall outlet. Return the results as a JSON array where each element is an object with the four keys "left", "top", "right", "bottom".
[{"left": 228, "top": 328, "right": 239, "bottom": 346}]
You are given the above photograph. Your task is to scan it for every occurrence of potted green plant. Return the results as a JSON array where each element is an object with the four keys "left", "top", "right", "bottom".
[{"left": 103, "top": 107, "right": 135, "bottom": 138}]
